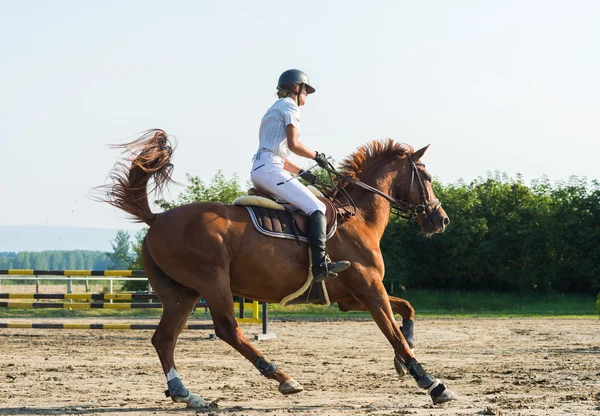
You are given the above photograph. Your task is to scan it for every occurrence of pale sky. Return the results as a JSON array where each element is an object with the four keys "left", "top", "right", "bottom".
[{"left": 1, "top": 1, "right": 599, "bottom": 230}]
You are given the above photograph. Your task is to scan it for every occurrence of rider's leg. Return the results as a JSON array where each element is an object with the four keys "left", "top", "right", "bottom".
[
  {"left": 308, "top": 210, "right": 350, "bottom": 282},
  {"left": 251, "top": 162, "right": 350, "bottom": 281}
]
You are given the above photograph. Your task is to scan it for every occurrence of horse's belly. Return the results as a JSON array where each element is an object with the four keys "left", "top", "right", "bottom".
[{"left": 228, "top": 235, "right": 311, "bottom": 303}]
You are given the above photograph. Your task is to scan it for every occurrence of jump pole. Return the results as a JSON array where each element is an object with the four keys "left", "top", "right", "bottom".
[{"left": 0, "top": 269, "right": 271, "bottom": 337}]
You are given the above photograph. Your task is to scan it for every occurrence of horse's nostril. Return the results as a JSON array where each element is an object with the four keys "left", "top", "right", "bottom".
[{"left": 443, "top": 217, "right": 450, "bottom": 226}]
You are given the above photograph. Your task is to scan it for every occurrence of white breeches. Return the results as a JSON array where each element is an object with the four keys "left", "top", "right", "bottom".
[{"left": 250, "top": 152, "right": 325, "bottom": 216}]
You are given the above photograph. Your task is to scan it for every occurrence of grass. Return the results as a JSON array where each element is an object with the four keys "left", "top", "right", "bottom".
[
  {"left": 0, "top": 289, "right": 597, "bottom": 320},
  {"left": 265, "top": 290, "right": 598, "bottom": 320},
  {"left": 397, "top": 289, "right": 599, "bottom": 317}
]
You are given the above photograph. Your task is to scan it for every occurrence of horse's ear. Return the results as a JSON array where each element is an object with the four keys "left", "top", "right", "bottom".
[{"left": 412, "top": 144, "right": 430, "bottom": 160}]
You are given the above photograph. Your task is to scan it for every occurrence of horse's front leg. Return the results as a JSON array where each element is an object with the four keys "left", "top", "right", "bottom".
[{"left": 351, "top": 279, "right": 455, "bottom": 404}]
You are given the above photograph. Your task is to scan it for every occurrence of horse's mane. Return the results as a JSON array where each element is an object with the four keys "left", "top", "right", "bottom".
[{"left": 338, "top": 139, "right": 413, "bottom": 180}]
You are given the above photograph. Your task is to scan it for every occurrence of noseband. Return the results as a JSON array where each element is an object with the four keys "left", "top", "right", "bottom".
[{"left": 319, "top": 154, "right": 441, "bottom": 221}]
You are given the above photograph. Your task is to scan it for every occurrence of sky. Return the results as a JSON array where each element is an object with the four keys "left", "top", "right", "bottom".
[{"left": 1, "top": 1, "right": 599, "bottom": 231}]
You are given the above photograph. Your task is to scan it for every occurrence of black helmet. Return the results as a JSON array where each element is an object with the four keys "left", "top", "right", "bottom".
[{"left": 277, "top": 69, "right": 316, "bottom": 94}]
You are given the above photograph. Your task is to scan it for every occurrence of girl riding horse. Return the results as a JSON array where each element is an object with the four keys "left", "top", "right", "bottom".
[{"left": 251, "top": 69, "right": 350, "bottom": 282}]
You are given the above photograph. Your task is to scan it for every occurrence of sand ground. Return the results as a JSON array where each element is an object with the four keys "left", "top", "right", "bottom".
[{"left": 0, "top": 318, "right": 598, "bottom": 415}]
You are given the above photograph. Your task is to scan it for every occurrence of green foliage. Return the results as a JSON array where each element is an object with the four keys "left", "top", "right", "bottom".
[
  {"left": 597, "top": 292, "right": 600, "bottom": 316},
  {"left": 296, "top": 160, "right": 337, "bottom": 193},
  {"left": 0, "top": 251, "right": 111, "bottom": 270},
  {"left": 106, "top": 230, "right": 132, "bottom": 270},
  {"left": 381, "top": 173, "right": 600, "bottom": 295},
  {"left": 120, "top": 229, "right": 148, "bottom": 292},
  {"left": 155, "top": 170, "right": 247, "bottom": 209},
  {"left": 129, "top": 230, "right": 146, "bottom": 271},
  {"left": 312, "top": 165, "right": 336, "bottom": 189}
]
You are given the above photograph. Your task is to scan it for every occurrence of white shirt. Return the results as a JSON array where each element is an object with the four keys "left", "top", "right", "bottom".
[{"left": 257, "top": 97, "right": 300, "bottom": 159}]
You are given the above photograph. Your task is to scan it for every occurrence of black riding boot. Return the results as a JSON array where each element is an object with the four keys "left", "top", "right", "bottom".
[{"left": 308, "top": 211, "right": 351, "bottom": 283}]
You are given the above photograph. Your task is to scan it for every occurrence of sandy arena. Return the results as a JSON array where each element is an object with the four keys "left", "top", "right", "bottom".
[{"left": 0, "top": 318, "right": 598, "bottom": 415}]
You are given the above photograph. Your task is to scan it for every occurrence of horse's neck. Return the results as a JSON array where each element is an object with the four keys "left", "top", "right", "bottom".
[{"left": 346, "top": 174, "right": 394, "bottom": 240}]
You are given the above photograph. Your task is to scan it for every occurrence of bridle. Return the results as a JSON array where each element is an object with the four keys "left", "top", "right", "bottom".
[{"left": 319, "top": 153, "right": 442, "bottom": 221}]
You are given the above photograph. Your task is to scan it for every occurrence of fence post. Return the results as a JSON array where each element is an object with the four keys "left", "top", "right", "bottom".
[
  {"left": 239, "top": 298, "right": 245, "bottom": 319},
  {"left": 254, "top": 302, "right": 276, "bottom": 340}
]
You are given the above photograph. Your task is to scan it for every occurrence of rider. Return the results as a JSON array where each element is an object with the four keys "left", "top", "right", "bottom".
[{"left": 250, "top": 69, "right": 351, "bottom": 282}]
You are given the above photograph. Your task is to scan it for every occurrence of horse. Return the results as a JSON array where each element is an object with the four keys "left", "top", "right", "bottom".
[{"left": 100, "top": 129, "right": 455, "bottom": 408}]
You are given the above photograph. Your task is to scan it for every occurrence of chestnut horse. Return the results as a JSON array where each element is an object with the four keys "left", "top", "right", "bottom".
[{"left": 101, "top": 130, "right": 455, "bottom": 408}]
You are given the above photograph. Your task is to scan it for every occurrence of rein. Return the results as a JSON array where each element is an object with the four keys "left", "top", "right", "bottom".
[{"left": 319, "top": 154, "right": 441, "bottom": 220}]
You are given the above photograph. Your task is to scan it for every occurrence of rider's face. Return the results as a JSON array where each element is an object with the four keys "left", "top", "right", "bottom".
[{"left": 296, "top": 85, "right": 308, "bottom": 106}]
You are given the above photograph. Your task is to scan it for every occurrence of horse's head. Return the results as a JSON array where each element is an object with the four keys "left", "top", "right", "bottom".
[
  {"left": 337, "top": 139, "right": 449, "bottom": 235},
  {"left": 395, "top": 145, "right": 449, "bottom": 235}
]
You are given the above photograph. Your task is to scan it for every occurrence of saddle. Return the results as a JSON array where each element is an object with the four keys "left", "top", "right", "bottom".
[
  {"left": 233, "top": 186, "right": 338, "bottom": 244},
  {"left": 232, "top": 186, "right": 349, "bottom": 306}
]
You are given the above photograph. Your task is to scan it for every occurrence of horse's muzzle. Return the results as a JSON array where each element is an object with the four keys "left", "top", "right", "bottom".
[
  {"left": 432, "top": 211, "right": 450, "bottom": 233},
  {"left": 421, "top": 208, "right": 449, "bottom": 235}
]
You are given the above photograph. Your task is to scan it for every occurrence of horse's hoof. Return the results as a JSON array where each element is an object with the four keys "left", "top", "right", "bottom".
[
  {"left": 394, "top": 355, "right": 408, "bottom": 377},
  {"left": 173, "top": 392, "right": 208, "bottom": 408},
  {"left": 279, "top": 378, "right": 303, "bottom": 395},
  {"left": 431, "top": 387, "right": 456, "bottom": 405}
]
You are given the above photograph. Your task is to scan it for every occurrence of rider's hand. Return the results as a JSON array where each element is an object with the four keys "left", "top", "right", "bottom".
[
  {"left": 298, "top": 169, "right": 318, "bottom": 185},
  {"left": 314, "top": 152, "right": 329, "bottom": 169}
]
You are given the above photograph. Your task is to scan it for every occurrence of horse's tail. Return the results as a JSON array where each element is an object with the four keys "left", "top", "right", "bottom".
[{"left": 100, "top": 129, "right": 175, "bottom": 226}]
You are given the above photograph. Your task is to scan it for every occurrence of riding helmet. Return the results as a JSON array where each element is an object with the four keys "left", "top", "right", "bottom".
[{"left": 277, "top": 69, "right": 316, "bottom": 94}]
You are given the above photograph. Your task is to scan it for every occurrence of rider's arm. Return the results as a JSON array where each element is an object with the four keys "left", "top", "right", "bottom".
[
  {"left": 283, "top": 158, "right": 302, "bottom": 174},
  {"left": 286, "top": 124, "right": 317, "bottom": 160}
]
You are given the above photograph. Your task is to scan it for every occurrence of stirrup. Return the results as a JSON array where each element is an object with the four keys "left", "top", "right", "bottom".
[
  {"left": 327, "top": 260, "right": 351, "bottom": 275},
  {"left": 313, "top": 260, "right": 350, "bottom": 283}
]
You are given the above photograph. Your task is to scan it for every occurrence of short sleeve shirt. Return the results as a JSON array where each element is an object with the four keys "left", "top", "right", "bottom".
[{"left": 257, "top": 97, "right": 300, "bottom": 159}]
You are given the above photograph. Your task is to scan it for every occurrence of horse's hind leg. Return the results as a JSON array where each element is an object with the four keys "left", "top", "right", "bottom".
[
  {"left": 338, "top": 295, "right": 416, "bottom": 348},
  {"left": 142, "top": 240, "right": 206, "bottom": 408},
  {"left": 201, "top": 276, "right": 303, "bottom": 395}
]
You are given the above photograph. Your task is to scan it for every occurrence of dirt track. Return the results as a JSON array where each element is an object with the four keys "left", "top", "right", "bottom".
[{"left": 0, "top": 318, "right": 598, "bottom": 415}]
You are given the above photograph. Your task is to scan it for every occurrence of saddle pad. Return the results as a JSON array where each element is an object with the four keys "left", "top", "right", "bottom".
[
  {"left": 245, "top": 206, "right": 308, "bottom": 243},
  {"left": 245, "top": 206, "right": 337, "bottom": 244}
]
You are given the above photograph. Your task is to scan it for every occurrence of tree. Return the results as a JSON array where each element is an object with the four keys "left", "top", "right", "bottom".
[
  {"left": 379, "top": 173, "right": 600, "bottom": 295},
  {"left": 106, "top": 230, "right": 132, "bottom": 270},
  {"left": 156, "top": 170, "right": 247, "bottom": 209},
  {"left": 120, "top": 229, "right": 149, "bottom": 292}
]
